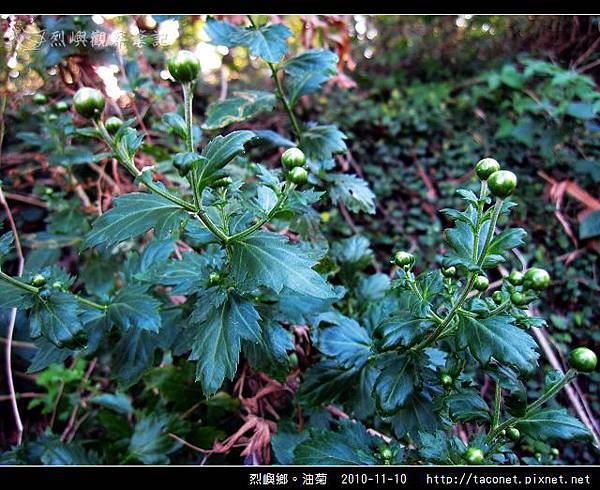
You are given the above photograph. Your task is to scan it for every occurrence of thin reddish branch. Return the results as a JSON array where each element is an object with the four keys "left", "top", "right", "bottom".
[{"left": 0, "top": 187, "right": 25, "bottom": 445}]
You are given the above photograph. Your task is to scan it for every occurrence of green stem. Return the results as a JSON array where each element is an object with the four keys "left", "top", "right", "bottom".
[
  {"left": 407, "top": 277, "right": 443, "bottom": 324},
  {"left": 247, "top": 15, "right": 303, "bottom": 140},
  {"left": 479, "top": 198, "right": 503, "bottom": 264},
  {"left": 492, "top": 382, "right": 502, "bottom": 429},
  {"left": 412, "top": 183, "right": 498, "bottom": 352},
  {"left": 489, "top": 300, "right": 511, "bottom": 316},
  {"left": 75, "top": 296, "right": 107, "bottom": 311},
  {"left": 486, "top": 368, "right": 578, "bottom": 443},
  {"left": 472, "top": 181, "right": 488, "bottom": 262},
  {"left": 193, "top": 211, "right": 230, "bottom": 244},
  {"left": 182, "top": 82, "right": 201, "bottom": 211},
  {"left": 0, "top": 270, "right": 39, "bottom": 294},
  {"left": 94, "top": 121, "right": 203, "bottom": 215},
  {"left": 182, "top": 83, "right": 194, "bottom": 153},
  {"left": 228, "top": 187, "right": 290, "bottom": 243}
]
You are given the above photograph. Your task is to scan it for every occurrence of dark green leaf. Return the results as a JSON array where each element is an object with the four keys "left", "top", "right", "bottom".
[
  {"left": 294, "top": 422, "right": 379, "bottom": 465},
  {"left": 457, "top": 314, "right": 539, "bottom": 373},
  {"left": 189, "top": 291, "right": 261, "bottom": 396},
  {"left": 516, "top": 408, "right": 592, "bottom": 441},
  {"left": 319, "top": 316, "right": 372, "bottom": 369},
  {"left": 107, "top": 285, "right": 161, "bottom": 333},
  {"left": 83, "top": 193, "right": 188, "bottom": 250},
  {"left": 230, "top": 231, "right": 336, "bottom": 298},
  {"left": 127, "top": 414, "right": 181, "bottom": 464},
  {"left": 29, "top": 293, "right": 86, "bottom": 349},
  {"left": 327, "top": 173, "right": 376, "bottom": 214},
  {"left": 302, "top": 124, "right": 347, "bottom": 161},
  {"left": 374, "top": 354, "right": 417, "bottom": 415}
]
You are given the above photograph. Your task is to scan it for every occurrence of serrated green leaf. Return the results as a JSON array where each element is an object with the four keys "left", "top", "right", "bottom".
[
  {"left": 516, "top": 408, "right": 592, "bottom": 441},
  {"left": 112, "top": 328, "right": 160, "bottom": 387},
  {"left": 127, "top": 414, "right": 181, "bottom": 464},
  {"left": 89, "top": 392, "right": 133, "bottom": 414},
  {"left": 387, "top": 392, "right": 440, "bottom": 438},
  {"left": 83, "top": 193, "right": 188, "bottom": 250},
  {"left": 203, "top": 91, "right": 276, "bottom": 129},
  {"left": 153, "top": 250, "right": 211, "bottom": 295},
  {"left": 0, "top": 279, "right": 36, "bottom": 309},
  {"left": 0, "top": 231, "right": 13, "bottom": 264},
  {"left": 374, "top": 354, "right": 417, "bottom": 415},
  {"left": 580, "top": 209, "right": 600, "bottom": 239},
  {"left": 447, "top": 388, "right": 490, "bottom": 422},
  {"left": 283, "top": 49, "right": 338, "bottom": 103},
  {"left": 107, "top": 285, "right": 161, "bottom": 333},
  {"left": 29, "top": 293, "right": 86, "bottom": 349},
  {"left": 299, "top": 359, "right": 358, "bottom": 405},
  {"left": 205, "top": 18, "right": 291, "bottom": 63},
  {"left": 301, "top": 124, "right": 347, "bottom": 161},
  {"left": 327, "top": 173, "right": 376, "bottom": 214},
  {"left": 230, "top": 231, "right": 336, "bottom": 298},
  {"left": 189, "top": 291, "right": 261, "bottom": 396},
  {"left": 376, "top": 318, "right": 428, "bottom": 351},
  {"left": 357, "top": 273, "right": 390, "bottom": 302},
  {"left": 457, "top": 314, "right": 539, "bottom": 373},
  {"left": 294, "top": 422, "right": 379, "bottom": 465},
  {"left": 197, "top": 130, "right": 255, "bottom": 189},
  {"left": 243, "top": 319, "right": 293, "bottom": 372},
  {"left": 319, "top": 316, "right": 372, "bottom": 369},
  {"left": 162, "top": 112, "right": 187, "bottom": 139}
]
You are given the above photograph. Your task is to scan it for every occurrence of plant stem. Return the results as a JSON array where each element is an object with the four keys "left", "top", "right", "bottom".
[
  {"left": 479, "top": 198, "right": 503, "bottom": 264},
  {"left": 492, "top": 382, "right": 502, "bottom": 428},
  {"left": 0, "top": 270, "right": 39, "bottom": 294},
  {"left": 472, "top": 181, "right": 488, "bottom": 262},
  {"left": 182, "top": 83, "right": 195, "bottom": 153},
  {"left": 227, "top": 184, "right": 292, "bottom": 243},
  {"left": 247, "top": 15, "right": 303, "bottom": 140},
  {"left": 268, "top": 62, "right": 303, "bottom": 139},
  {"left": 486, "top": 368, "right": 578, "bottom": 443},
  {"left": 489, "top": 300, "right": 511, "bottom": 316},
  {"left": 182, "top": 82, "right": 201, "bottom": 211},
  {"left": 412, "top": 186, "right": 499, "bottom": 351},
  {"left": 75, "top": 296, "right": 107, "bottom": 311}
]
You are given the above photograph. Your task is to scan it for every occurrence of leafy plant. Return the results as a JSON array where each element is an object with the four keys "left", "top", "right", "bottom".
[{"left": 285, "top": 159, "right": 597, "bottom": 465}]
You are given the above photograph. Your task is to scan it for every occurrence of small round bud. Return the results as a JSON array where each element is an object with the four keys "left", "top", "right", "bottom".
[
  {"left": 464, "top": 447, "right": 484, "bottom": 465},
  {"left": 31, "top": 274, "right": 47, "bottom": 287},
  {"left": 288, "top": 166, "right": 308, "bottom": 185},
  {"left": 105, "top": 116, "right": 124, "bottom": 134},
  {"left": 394, "top": 251, "right": 415, "bottom": 268},
  {"left": 33, "top": 93, "right": 48, "bottom": 105},
  {"left": 442, "top": 266, "right": 456, "bottom": 278},
  {"left": 473, "top": 275, "right": 489, "bottom": 292},
  {"left": 475, "top": 158, "right": 500, "bottom": 180},
  {"left": 569, "top": 347, "right": 597, "bottom": 373},
  {"left": 281, "top": 147, "right": 306, "bottom": 169},
  {"left": 167, "top": 50, "right": 201, "bottom": 83},
  {"left": 488, "top": 170, "right": 517, "bottom": 199},
  {"left": 506, "top": 427, "right": 520, "bottom": 441},
  {"left": 507, "top": 270, "right": 524, "bottom": 286},
  {"left": 523, "top": 268, "right": 550, "bottom": 291},
  {"left": 54, "top": 101, "right": 69, "bottom": 112},
  {"left": 510, "top": 291, "right": 530, "bottom": 307},
  {"left": 439, "top": 373, "right": 453, "bottom": 388},
  {"left": 208, "top": 272, "right": 221, "bottom": 286},
  {"left": 211, "top": 176, "right": 233, "bottom": 188},
  {"left": 73, "top": 87, "right": 105, "bottom": 119}
]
